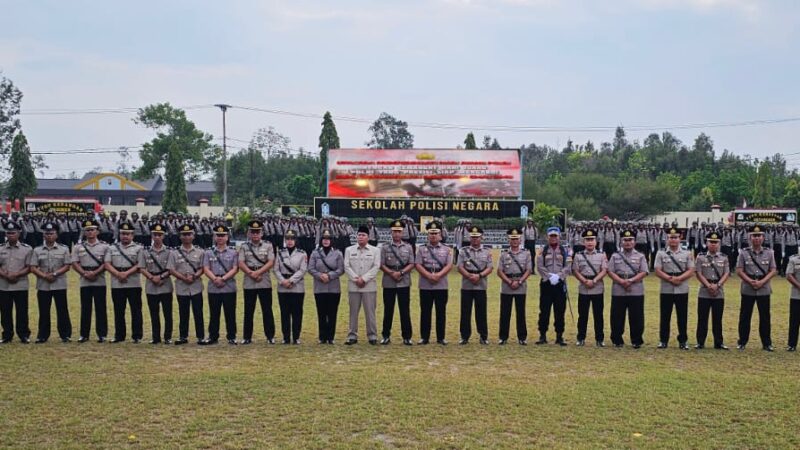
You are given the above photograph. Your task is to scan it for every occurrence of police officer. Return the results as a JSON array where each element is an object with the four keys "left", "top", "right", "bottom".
[
  {"left": 344, "top": 226, "right": 381, "bottom": 345},
  {"left": 200, "top": 225, "right": 239, "bottom": 345},
  {"left": 0, "top": 222, "right": 33, "bottom": 343},
  {"left": 379, "top": 219, "right": 415, "bottom": 345},
  {"left": 457, "top": 226, "right": 493, "bottom": 345},
  {"left": 140, "top": 224, "right": 173, "bottom": 344},
  {"left": 607, "top": 230, "right": 649, "bottom": 348},
  {"left": 786, "top": 249, "right": 800, "bottom": 351},
  {"left": 105, "top": 222, "right": 144, "bottom": 343},
  {"left": 571, "top": 229, "right": 608, "bottom": 347},
  {"left": 497, "top": 227, "right": 532, "bottom": 345},
  {"left": 168, "top": 224, "right": 206, "bottom": 345},
  {"left": 735, "top": 224, "right": 777, "bottom": 351},
  {"left": 274, "top": 229, "right": 307, "bottom": 344},
  {"left": 72, "top": 219, "right": 109, "bottom": 342},
  {"left": 238, "top": 220, "right": 276, "bottom": 345},
  {"left": 535, "top": 226, "right": 571, "bottom": 346},
  {"left": 695, "top": 231, "right": 730, "bottom": 350},
  {"left": 308, "top": 229, "right": 344, "bottom": 344},
  {"left": 30, "top": 222, "right": 72, "bottom": 343},
  {"left": 365, "top": 217, "right": 380, "bottom": 247},
  {"left": 415, "top": 220, "right": 453, "bottom": 345},
  {"left": 654, "top": 227, "right": 695, "bottom": 350}
]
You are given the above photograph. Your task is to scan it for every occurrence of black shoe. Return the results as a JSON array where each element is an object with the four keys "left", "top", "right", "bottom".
[
  {"left": 458, "top": 338, "right": 469, "bottom": 345},
  {"left": 110, "top": 338, "right": 124, "bottom": 344},
  {"left": 174, "top": 338, "right": 188, "bottom": 345},
  {"left": 418, "top": 339, "right": 429, "bottom": 345},
  {"left": 97, "top": 337, "right": 107, "bottom": 343},
  {"left": 657, "top": 342, "right": 667, "bottom": 349},
  {"left": 35, "top": 338, "right": 47, "bottom": 344},
  {"left": 535, "top": 337, "right": 547, "bottom": 345},
  {"left": 480, "top": 338, "right": 489, "bottom": 345},
  {"left": 292, "top": 339, "right": 300, "bottom": 345},
  {"left": 555, "top": 338, "right": 567, "bottom": 347},
  {"left": 61, "top": 337, "right": 71, "bottom": 343},
  {"left": 715, "top": 344, "right": 729, "bottom": 350},
  {"left": 498, "top": 339, "right": 507, "bottom": 345},
  {"left": 737, "top": 343, "right": 746, "bottom": 350},
  {"left": 788, "top": 347, "right": 797, "bottom": 352},
  {"left": 267, "top": 338, "right": 276, "bottom": 344},
  {"left": 763, "top": 345, "right": 774, "bottom": 352},
  {"left": 0, "top": 338, "right": 11, "bottom": 344},
  {"left": 519, "top": 339, "right": 528, "bottom": 346},
  {"left": 575, "top": 340, "right": 585, "bottom": 347},
  {"left": 240, "top": 339, "right": 252, "bottom": 345},
  {"left": 368, "top": 339, "right": 378, "bottom": 345},
  {"left": 77, "top": 336, "right": 89, "bottom": 343},
  {"left": 149, "top": 340, "right": 161, "bottom": 345},
  {"left": 679, "top": 343, "right": 689, "bottom": 350},
  {"left": 345, "top": 339, "right": 357, "bottom": 345},
  {"left": 380, "top": 337, "right": 390, "bottom": 345},
  {"left": 614, "top": 343, "right": 624, "bottom": 348},
  {"left": 328, "top": 340, "right": 335, "bottom": 345},
  {"left": 596, "top": 341, "right": 605, "bottom": 347},
  {"left": 632, "top": 344, "right": 642, "bottom": 349},
  {"left": 20, "top": 337, "right": 30, "bottom": 344},
  {"left": 228, "top": 339, "right": 238, "bottom": 345},
  {"left": 198, "top": 339, "right": 218, "bottom": 346},
  {"left": 164, "top": 339, "right": 173, "bottom": 345},
  {"left": 695, "top": 344, "right": 705, "bottom": 349},
  {"left": 282, "top": 339, "right": 291, "bottom": 345},
  {"left": 132, "top": 339, "right": 141, "bottom": 344},
  {"left": 402, "top": 339, "right": 413, "bottom": 346},
  {"left": 437, "top": 339, "right": 448, "bottom": 345},
  {"left": 318, "top": 340, "right": 326, "bottom": 345}
]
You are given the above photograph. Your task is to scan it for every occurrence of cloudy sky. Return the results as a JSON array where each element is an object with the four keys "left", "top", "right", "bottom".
[{"left": 2, "top": 0, "right": 799, "bottom": 177}]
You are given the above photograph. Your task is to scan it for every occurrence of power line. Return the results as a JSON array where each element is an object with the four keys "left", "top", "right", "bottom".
[{"left": 20, "top": 104, "right": 216, "bottom": 116}]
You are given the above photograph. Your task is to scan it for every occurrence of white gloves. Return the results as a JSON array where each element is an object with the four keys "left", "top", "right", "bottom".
[{"left": 548, "top": 273, "right": 561, "bottom": 285}]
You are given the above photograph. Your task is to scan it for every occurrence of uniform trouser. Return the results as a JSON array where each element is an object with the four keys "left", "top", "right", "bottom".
[
  {"left": 610, "top": 295, "right": 645, "bottom": 346},
  {"left": 79, "top": 286, "right": 107, "bottom": 338},
  {"left": 659, "top": 293, "right": 689, "bottom": 344},
  {"left": 774, "top": 244, "right": 783, "bottom": 273},
  {"left": 524, "top": 241, "right": 537, "bottom": 267},
  {"left": 177, "top": 293, "right": 205, "bottom": 340},
  {"left": 368, "top": 240, "right": 378, "bottom": 247},
  {"left": 347, "top": 291, "right": 378, "bottom": 341},
  {"left": 499, "top": 293, "right": 527, "bottom": 341},
  {"left": 460, "top": 289, "right": 488, "bottom": 340},
  {"left": 602, "top": 243, "right": 616, "bottom": 261},
  {"left": 783, "top": 245, "right": 798, "bottom": 274},
  {"left": 538, "top": 282, "right": 566, "bottom": 337},
  {"left": 37, "top": 289, "right": 71, "bottom": 340},
  {"left": 788, "top": 298, "right": 800, "bottom": 347},
  {"left": 243, "top": 288, "right": 274, "bottom": 340},
  {"left": 208, "top": 292, "right": 237, "bottom": 341},
  {"left": 697, "top": 297, "right": 724, "bottom": 347},
  {"left": 382, "top": 287, "right": 412, "bottom": 340},
  {"left": 0, "top": 290, "right": 30, "bottom": 341},
  {"left": 721, "top": 246, "right": 734, "bottom": 271},
  {"left": 111, "top": 287, "right": 143, "bottom": 341},
  {"left": 314, "top": 292, "right": 340, "bottom": 341},
  {"left": 738, "top": 295, "right": 771, "bottom": 346},
  {"left": 278, "top": 292, "right": 304, "bottom": 342},
  {"left": 420, "top": 289, "right": 447, "bottom": 341},
  {"left": 146, "top": 292, "right": 173, "bottom": 341},
  {"left": 576, "top": 293, "right": 604, "bottom": 342}
]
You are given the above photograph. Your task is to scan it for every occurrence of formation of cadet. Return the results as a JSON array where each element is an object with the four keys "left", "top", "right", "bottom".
[{"left": 6, "top": 213, "right": 800, "bottom": 353}]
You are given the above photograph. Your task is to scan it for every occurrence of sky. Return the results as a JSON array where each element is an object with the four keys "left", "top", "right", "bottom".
[{"left": 1, "top": 0, "right": 799, "bottom": 177}]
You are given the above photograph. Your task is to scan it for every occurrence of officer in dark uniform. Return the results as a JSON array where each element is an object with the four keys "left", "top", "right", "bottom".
[{"left": 535, "top": 227, "right": 571, "bottom": 346}]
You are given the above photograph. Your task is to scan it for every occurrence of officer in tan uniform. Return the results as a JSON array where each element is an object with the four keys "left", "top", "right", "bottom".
[
  {"left": 415, "top": 220, "right": 453, "bottom": 345},
  {"left": 274, "top": 230, "right": 307, "bottom": 344},
  {"left": 238, "top": 220, "right": 276, "bottom": 344},
  {"left": 497, "top": 227, "right": 532, "bottom": 345},
  {"left": 0, "top": 222, "right": 33, "bottom": 343},
  {"left": 607, "top": 230, "right": 649, "bottom": 348},
  {"left": 30, "top": 222, "right": 72, "bottom": 343},
  {"left": 308, "top": 229, "right": 345, "bottom": 344},
  {"left": 201, "top": 224, "right": 239, "bottom": 345},
  {"left": 167, "top": 223, "right": 205, "bottom": 344},
  {"left": 105, "top": 222, "right": 144, "bottom": 343},
  {"left": 457, "top": 226, "right": 493, "bottom": 345},
  {"left": 695, "top": 231, "right": 730, "bottom": 349},
  {"left": 654, "top": 227, "right": 695, "bottom": 350},
  {"left": 72, "top": 219, "right": 109, "bottom": 343},
  {"left": 571, "top": 229, "right": 608, "bottom": 347},
  {"left": 139, "top": 223, "right": 173, "bottom": 344},
  {"left": 735, "top": 224, "right": 777, "bottom": 351},
  {"left": 344, "top": 225, "right": 382, "bottom": 345},
  {"left": 379, "top": 219, "right": 415, "bottom": 345},
  {"left": 786, "top": 250, "right": 800, "bottom": 351}
]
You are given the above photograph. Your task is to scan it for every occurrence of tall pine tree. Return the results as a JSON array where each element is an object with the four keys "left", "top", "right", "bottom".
[
  {"left": 162, "top": 143, "right": 188, "bottom": 213},
  {"left": 464, "top": 132, "right": 477, "bottom": 149},
  {"left": 318, "top": 111, "right": 340, "bottom": 195},
  {"left": 6, "top": 132, "right": 36, "bottom": 201}
]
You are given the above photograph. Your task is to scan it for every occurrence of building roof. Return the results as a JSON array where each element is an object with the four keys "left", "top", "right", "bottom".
[{"left": 35, "top": 173, "right": 214, "bottom": 193}]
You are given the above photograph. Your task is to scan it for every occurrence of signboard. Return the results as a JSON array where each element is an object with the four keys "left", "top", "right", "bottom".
[
  {"left": 327, "top": 149, "right": 522, "bottom": 198},
  {"left": 733, "top": 209, "right": 797, "bottom": 224},
  {"left": 25, "top": 197, "right": 97, "bottom": 214},
  {"left": 314, "top": 197, "right": 534, "bottom": 221}
]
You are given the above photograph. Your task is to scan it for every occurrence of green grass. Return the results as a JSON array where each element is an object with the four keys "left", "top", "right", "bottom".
[{"left": 2, "top": 252, "right": 800, "bottom": 449}]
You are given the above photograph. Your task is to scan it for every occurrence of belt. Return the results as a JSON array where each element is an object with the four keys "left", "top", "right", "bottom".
[
  {"left": 666, "top": 272, "right": 684, "bottom": 277},
  {"left": 466, "top": 269, "right": 481, "bottom": 274},
  {"left": 248, "top": 265, "right": 264, "bottom": 271},
  {"left": 505, "top": 273, "right": 522, "bottom": 278},
  {"left": 424, "top": 266, "right": 439, "bottom": 273},
  {"left": 390, "top": 265, "right": 403, "bottom": 271},
  {"left": 706, "top": 279, "right": 719, "bottom": 283},
  {"left": 151, "top": 270, "right": 169, "bottom": 277},
  {"left": 113, "top": 266, "right": 133, "bottom": 272},
  {"left": 80, "top": 265, "right": 99, "bottom": 270},
  {"left": 748, "top": 274, "right": 764, "bottom": 281},
  {"left": 617, "top": 273, "right": 635, "bottom": 279},
  {"left": 281, "top": 273, "right": 294, "bottom": 278}
]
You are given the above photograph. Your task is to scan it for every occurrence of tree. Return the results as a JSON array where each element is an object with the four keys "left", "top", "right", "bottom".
[
  {"left": 132, "top": 103, "right": 219, "bottom": 212},
  {"left": 251, "top": 126, "right": 292, "bottom": 159},
  {"left": 464, "top": 132, "right": 477, "bottom": 150},
  {"left": 284, "top": 174, "right": 319, "bottom": 204},
  {"left": 6, "top": 132, "right": 36, "bottom": 201},
  {"left": 0, "top": 72, "right": 23, "bottom": 177},
  {"left": 530, "top": 202, "right": 562, "bottom": 232},
  {"left": 318, "top": 112, "right": 340, "bottom": 194},
  {"left": 480, "top": 135, "right": 501, "bottom": 150},
  {"left": 366, "top": 113, "right": 413, "bottom": 149},
  {"left": 752, "top": 161, "right": 774, "bottom": 207}
]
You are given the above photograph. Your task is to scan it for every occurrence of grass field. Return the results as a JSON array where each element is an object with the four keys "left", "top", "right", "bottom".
[{"left": 2, "top": 251, "right": 800, "bottom": 449}]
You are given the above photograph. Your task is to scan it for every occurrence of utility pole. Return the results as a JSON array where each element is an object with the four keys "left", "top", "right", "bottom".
[{"left": 215, "top": 104, "right": 231, "bottom": 208}]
